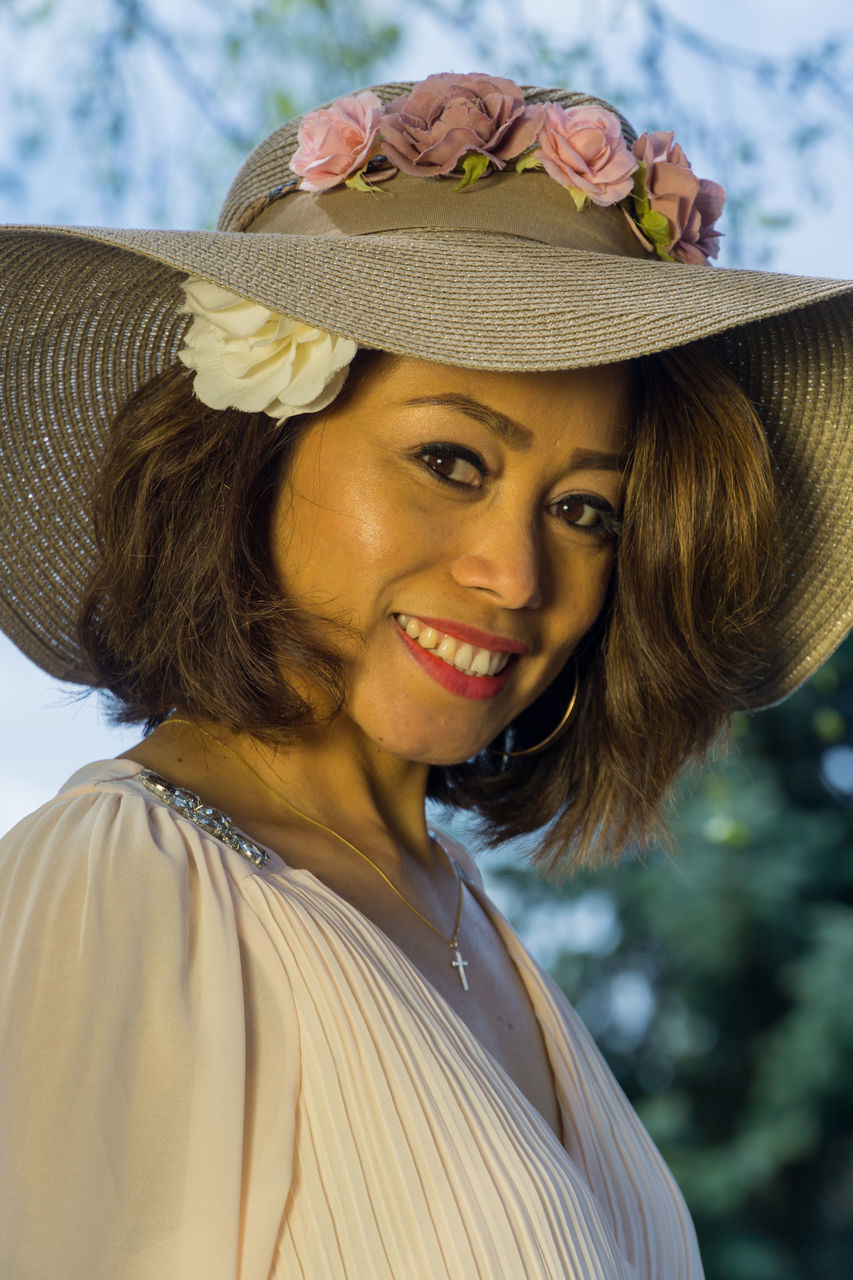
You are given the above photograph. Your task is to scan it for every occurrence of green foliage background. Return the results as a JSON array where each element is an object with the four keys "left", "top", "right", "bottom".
[
  {"left": 483, "top": 637, "right": 853, "bottom": 1277},
  {"left": 2, "top": 1, "right": 851, "bottom": 1273}
]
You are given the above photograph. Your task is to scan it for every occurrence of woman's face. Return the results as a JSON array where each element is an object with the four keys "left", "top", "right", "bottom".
[{"left": 272, "top": 355, "right": 632, "bottom": 766}]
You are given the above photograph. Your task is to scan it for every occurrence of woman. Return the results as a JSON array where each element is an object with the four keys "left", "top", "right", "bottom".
[{"left": 0, "top": 74, "right": 851, "bottom": 1278}]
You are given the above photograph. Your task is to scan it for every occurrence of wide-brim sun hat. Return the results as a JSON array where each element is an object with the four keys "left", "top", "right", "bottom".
[{"left": 1, "top": 76, "right": 852, "bottom": 706}]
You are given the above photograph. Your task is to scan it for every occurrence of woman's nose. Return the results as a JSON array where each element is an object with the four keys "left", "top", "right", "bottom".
[{"left": 448, "top": 512, "right": 544, "bottom": 610}]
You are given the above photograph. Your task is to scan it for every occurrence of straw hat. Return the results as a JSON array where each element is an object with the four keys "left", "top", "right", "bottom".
[{"left": 1, "top": 77, "right": 851, "bottom": 706}]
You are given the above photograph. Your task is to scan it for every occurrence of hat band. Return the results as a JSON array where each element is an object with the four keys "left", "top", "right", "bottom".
[{"left": 246, "top": 171, "right": 651, "bottom": 258}]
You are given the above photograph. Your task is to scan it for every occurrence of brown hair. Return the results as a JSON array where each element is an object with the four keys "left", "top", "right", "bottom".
[
  {"left": 78, "top": 350, "right": 384, "bottom": 739},
  {"left": 79, "top": 346, "right": 782, "bottom": 871}
]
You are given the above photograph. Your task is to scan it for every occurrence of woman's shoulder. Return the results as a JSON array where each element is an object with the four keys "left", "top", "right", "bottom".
[
  {"left": 0, "top": 759, "right": 302, "bottom": 1277},
  {"left": 0, "top": 755, "right": 302, "bottom": 1052},
  {"left": 0, "top": 758, "right": 275, "bottom": 945},
  {"left": 2, "top": 757, "right": 266, "bottom": 872}
]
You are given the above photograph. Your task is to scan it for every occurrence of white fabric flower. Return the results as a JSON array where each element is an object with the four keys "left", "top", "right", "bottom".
[{"left": 178, "top": 276, "right": 358, "bottom": 421}]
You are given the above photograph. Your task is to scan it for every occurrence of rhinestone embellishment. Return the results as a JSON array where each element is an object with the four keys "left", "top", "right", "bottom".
[{"left": 138, "top": 770, "right": 270, "bottom": 869}]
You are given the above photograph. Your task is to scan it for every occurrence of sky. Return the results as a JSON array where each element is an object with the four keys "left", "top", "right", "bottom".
[{"left": 1, "top": 0, "right": 852, "bottom": 832}]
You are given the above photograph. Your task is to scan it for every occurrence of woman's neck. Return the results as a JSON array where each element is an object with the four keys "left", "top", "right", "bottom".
[{"left": 120, "top": 712, "right": 438, "bottom": 872}]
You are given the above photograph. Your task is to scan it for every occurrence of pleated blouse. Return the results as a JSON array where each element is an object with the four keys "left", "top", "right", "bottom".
[{"left": 0, "top": 760, "right": 704, "bottom": 1279}]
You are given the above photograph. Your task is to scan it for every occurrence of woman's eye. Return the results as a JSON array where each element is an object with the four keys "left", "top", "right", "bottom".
[
  {"left": 418, "top": 445, "right": 485, "bottom": 488},
  {"left": 551, "top": 494, "right": 622, "bottom": 539}
]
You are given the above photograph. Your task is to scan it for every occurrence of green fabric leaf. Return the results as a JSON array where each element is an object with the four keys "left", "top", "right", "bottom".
[
  {"left": 639, "top": 209, "right": 671, "bottom": 239},
  {"left": 454, "top": 152, "right": 492, "bottom": 191},
  {"left": 637, "top": 208, "right": 674, "bottom": 259},
  {"left": 567, "top": 186, "right": 588, "bottom": 212},
  {"left": 344, "top": 168, "right": 392, "bottom": 194},
  {"left": 515, "top": 149, "right": 544, "bottom": 174},
  {"left": 631, "top": 161, "right": 651, "bottom": 216}
]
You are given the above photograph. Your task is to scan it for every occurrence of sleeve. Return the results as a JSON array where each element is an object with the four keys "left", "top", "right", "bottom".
[{"left": 0, "top": 784, "right": 300, "bottom": 1280}]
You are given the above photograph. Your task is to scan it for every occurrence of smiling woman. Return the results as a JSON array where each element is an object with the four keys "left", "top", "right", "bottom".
[{"left": 1, "top": 71, "right": 851, "bottom": 1279}]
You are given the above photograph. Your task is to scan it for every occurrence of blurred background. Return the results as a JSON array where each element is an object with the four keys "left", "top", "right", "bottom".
[{"left": 1, "top": 0, "right": 852, "bottom": 1274}]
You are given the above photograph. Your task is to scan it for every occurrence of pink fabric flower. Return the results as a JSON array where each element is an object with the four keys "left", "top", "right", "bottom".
[
  {"left": 535, "top": 103, "right": 638, "bottom": 206},
  {"left": 378, "top": 72, "right": 543, "bottom": 177},
  {"left": 632, "top": 131, "right": 725, "bottom": 264},
  {"left": 290, "top": 90, "right": 383, "bottom": 192}
]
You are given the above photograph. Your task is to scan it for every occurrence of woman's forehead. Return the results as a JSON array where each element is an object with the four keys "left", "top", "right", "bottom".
[{"left": 344, "top": 355, "right": 635, "bottom": 450}]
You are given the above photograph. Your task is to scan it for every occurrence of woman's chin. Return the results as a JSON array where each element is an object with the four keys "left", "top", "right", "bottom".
[
  {"left": 378, "top": 729, "right": 496, "bottom": 769},
  {"left": 340, "top": 682, "right": 513, "bottom": 767}
]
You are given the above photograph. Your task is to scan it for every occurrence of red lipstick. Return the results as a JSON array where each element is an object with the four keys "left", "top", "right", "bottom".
[{"left": 395, "top": 623, "right": 516, "bottom": 701}]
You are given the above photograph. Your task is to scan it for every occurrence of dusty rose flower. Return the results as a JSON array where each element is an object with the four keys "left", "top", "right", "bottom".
[
  {"left": 632, "top": 131, "right": 725, "bottom": 264},
  {"left": 378, "top": 72, "right": 543, "bottom": 177},
  {"left": 534, "top": 103, "right": 638, "bottom": 206},
  {"left": 290, "top": 90, "right": 383, "bottom": 192}
]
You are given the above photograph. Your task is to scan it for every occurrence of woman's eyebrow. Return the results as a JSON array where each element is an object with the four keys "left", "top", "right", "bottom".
[
  {"left": 402, "top": 394, "right": 534, "bottom": 449},
  {"left": 571, "top": 447, "right": 630, "bottom": 472},
  {"left": 402, "top": 395, "right": 628, "bottom": 470}
]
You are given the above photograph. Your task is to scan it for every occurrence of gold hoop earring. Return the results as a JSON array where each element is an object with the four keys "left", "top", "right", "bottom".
[{"left": 487, "top": 655, "right": 580, "bottom": 759}]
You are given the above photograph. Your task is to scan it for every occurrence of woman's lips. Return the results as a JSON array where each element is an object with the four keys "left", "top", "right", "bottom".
[{"left": 394, "top": 617, "right": 517, "bottom": 701}]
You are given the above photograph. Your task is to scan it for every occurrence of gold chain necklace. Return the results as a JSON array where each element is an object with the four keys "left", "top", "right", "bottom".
[{"left": 166, "top": 719, "right": 471, "bottom": 991}]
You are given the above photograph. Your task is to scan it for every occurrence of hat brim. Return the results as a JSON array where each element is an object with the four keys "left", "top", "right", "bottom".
[
  {"left": 4, "top": 221, "right": 852, "bottom": 364},
  {"left": 1, "top": 221, "right": 852, "bottom": 705}
]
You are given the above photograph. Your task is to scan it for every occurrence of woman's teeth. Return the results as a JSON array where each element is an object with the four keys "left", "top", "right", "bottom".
[{"left": 396, "top": 615, "right": 511, "bottom": 678}]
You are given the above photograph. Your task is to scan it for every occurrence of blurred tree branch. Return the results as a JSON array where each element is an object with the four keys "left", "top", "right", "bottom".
[{"left": 1, "top": 0, "right": 851, "bottom": 262}]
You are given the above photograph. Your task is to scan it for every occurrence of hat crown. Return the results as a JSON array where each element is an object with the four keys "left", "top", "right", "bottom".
[{"left": 217, "top": 81, "right": 638, "bottom": 234}]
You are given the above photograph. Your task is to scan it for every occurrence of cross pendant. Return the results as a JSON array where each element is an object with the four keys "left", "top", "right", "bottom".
[{"left": 450, "top": 944, "right": 470, "bottom": 992}]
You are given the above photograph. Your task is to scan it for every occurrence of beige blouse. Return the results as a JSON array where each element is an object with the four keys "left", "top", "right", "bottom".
[{"left": 0, "top": 760, "right": 703, "bottom": 1279}]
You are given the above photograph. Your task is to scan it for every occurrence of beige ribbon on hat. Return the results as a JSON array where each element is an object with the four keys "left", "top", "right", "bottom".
[{"left": 247, "top": 170, "right": 653, "bottom": 258}]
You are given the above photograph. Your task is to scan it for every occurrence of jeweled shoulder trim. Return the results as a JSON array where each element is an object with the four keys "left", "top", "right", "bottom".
[{"left": 138, "top": 769, "right": 270, "bottom": 869}]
